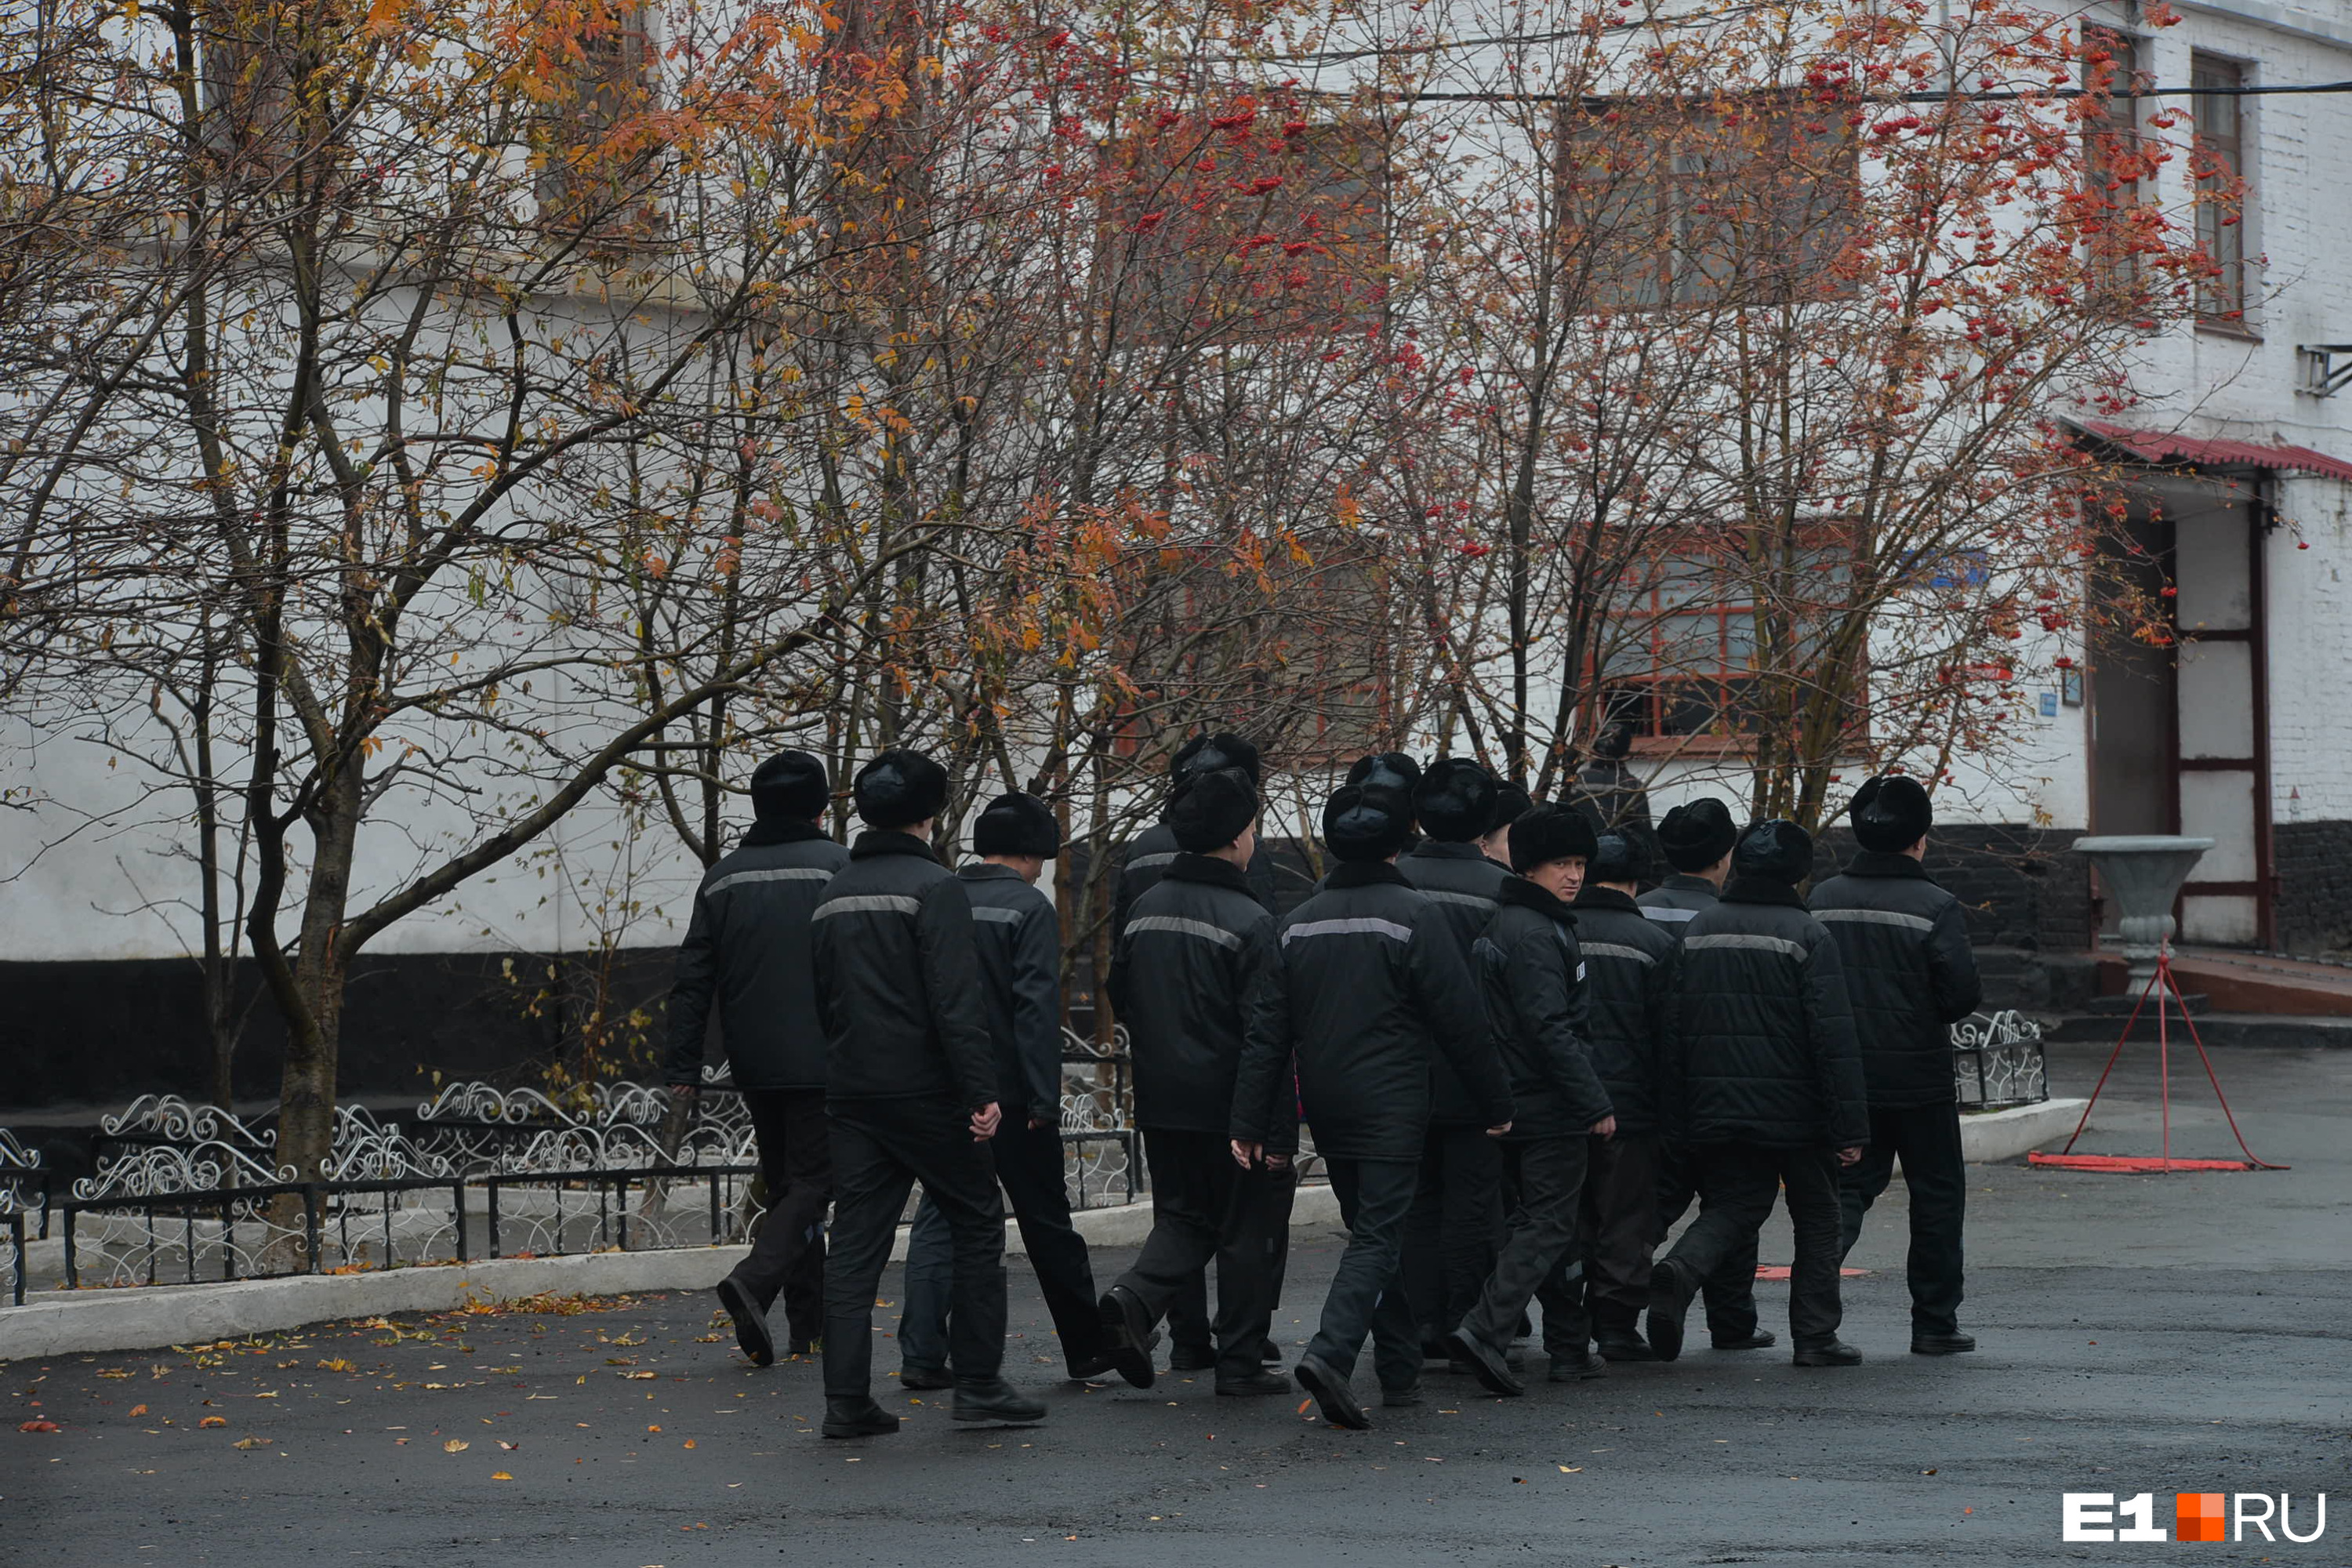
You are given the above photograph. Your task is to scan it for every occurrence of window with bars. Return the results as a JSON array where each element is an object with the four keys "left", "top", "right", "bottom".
[
  {"left": 1598, "top": 527, "right": 1862, "bottom": 745},
  {"left": 2190, "top": 54, "right": 2249, "bottom": 325},
  {"left": 1098, "top": 106, "right": 1390, "bottom": 349},
  {"left": 535, "top": 2, "right": 663, "bottom": 243},
  {"left": 1563, "top": 94, "right": 1860, "bottom": 311},
  {"left": 2081, "top": 24, "right": 2152, "bottom": 311}
]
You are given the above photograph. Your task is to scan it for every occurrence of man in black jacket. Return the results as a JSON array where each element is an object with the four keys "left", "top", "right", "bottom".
[
  {"left": 1812, "top": 775, "right": 1985, "bottom": 1356},
  {"left": 1397, "top": 758, "right": 1511, "bottom": 1362},
  {"left": 1109, "top": 731, "right": 1279, "bottom": 1369},
  {"left": 899, "top": 793, "right": 1117, "bottom": 1390},
  {"left": 809, "top": 751, "right": 1044, "bottom": 1437},
  {"left": 1100, "top": 768, "right": 1294, "bottom": 1397},
  {"left": 1647, "top": 819, "right": 1868, "bottom": 1367},
  {"left": 1111, "top": 733, "right": 1279, "bottom": 945},
  {"left": 665, "top": 750, "right": 849, "bottom": 1367},
  {"left": 1566, "top": 831, "right": 1679, "bottom": 1365},
  {"left": 1641, "top": 795, "right": 1771, "bottom": 1352},
  {"left": 1232, "top": 784, "right": 1513, "bottom": 1431},
  {"left": 1446, "top": 806, "right": 1617, "bottom": 1397}
]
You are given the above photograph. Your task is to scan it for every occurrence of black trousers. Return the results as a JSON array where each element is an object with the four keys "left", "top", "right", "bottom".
[
  {"left": 1458, "top": 1136, "right": 1588, "bottom": 1349},
  {"left": 1577, "top": 1131, "right": 1661, "bottom": 1331},
  {"left": 900, "top": 1118, "right": 1108, "bottom": 1375},
  {"left": 822, "top": 1097, "right": 1007, "bottom": 1399},
  {"left": 1401, "top": 1123, "right": 1504, "bottom": 1345},
  {"left": 1655, "top": 1144, "right": 1761, "bottom": 1341},
  {"left": 731, "top": 1088, "right": 832, "bottom": 1344},
  {"left": 1838, "top": 1102, "right": 1965, "bottom": 1336},
  {"left": 1662, "top": 1142, "right": 1845, "bottom": 1348},
  {"left": 1112, "top": 1128, "right": 1295, "bottom": 1378},
  {"left": 1308, "top": 1156, "right": 1422, "bottom": 1390}
]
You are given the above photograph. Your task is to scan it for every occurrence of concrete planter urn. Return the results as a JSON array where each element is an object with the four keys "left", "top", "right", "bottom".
[{"left": 2072, "top": 835, "right": 2213, "bottom": 995}]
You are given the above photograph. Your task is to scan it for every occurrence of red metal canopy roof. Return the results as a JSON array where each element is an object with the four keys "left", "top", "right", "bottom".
[{"left": 2076, "top": 418, "right": 2352, "bottom": 485}]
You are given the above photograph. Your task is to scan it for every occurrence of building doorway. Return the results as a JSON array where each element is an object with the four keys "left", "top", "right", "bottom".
[{"left": 2086, "top": 476, "right": 2274, "bottom": 947}]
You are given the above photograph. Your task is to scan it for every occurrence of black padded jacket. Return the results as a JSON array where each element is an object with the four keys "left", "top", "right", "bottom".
[
  {"left": 958, "top": 864, "right": 1065, "bottom": 1124},
  {"left": 1473, "top": 877, "right": 1613, "bottom": 1140},
  {"left": 1567, "top": 885, "right": 1679, "bottom": 1136},
  {"left": 1637, "top": 873, "right": 1719, "bottom": 930},
  {"left": 1661, "top": 879, "right": 1869, "bottom": 1150},
  {"left": 662, "top": 822, "right": 850, "bottom": 1091},
  {"left": 1399, "top": 840, "right": 1512, "bottom": 1125},
  {"left": 1232, "top": 860, "right": 1512, "bottom": 1161},
  {"left": 809, "top": 832, "right": 997, "bottom": 1109},
  {"left": 1107, "top": 854, "right": 1287, "bottom": 1148},
  {"left": 1807, "top": 852, "right": 1984, "bottom": 1109}
]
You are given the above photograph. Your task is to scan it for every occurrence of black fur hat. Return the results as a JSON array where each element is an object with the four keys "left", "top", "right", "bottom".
[
  {"left": 1733, "top": 818, "right": 1813, "bottom": 884},
  {"left": 1849, "top": 774, "right": 1933, "bottom": 854},
  {"left": 750, "top": 750, "right": 829, "bottom": 822},
  {"left": 1168, "top": 767, "right": 1258, "bottom": 853},
  {"left": 1510, "top": 804, "right": 1599, "bottom": 873},
  {"left": 1488, "top": 782, "right": 1534, "bottom": 836},
  {"left": 1345, "top": 751, "right": 1423, "bottom": 799},
  {"left": 1171, "top": 731, "right": 1262, "bottom": 786},
  {"left": 1413, "top": 757, "right": 1498, "bottom": 843},
  {"left": 1323, "top": 784, "right": 1413, "bottom": 862},
  {"left": 852, "top": 749, "right": 949, "bottom": 830},
  {"left": 1656, "top": 797, "right": 1738, "bottom": 873},
  {"left": 1586, "top": 831, "right": 1648, "bottom": 885},
  {"left": 973, "top": 791, "right": 1060, "bottom": 858}
]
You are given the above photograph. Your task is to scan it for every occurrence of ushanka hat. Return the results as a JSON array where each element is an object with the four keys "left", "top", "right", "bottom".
[
  {"left": 972, "top": 791, "right": 1060, "bottom": 858},
  {"left": 1656, "top": 797, "right": 1738, "bottom": 873},
  {"left": 1733, "top": 818, "right": 1814, "bottom": 884},
  {"left": 1413, "top": 757, "right": 1499, "bottom": 843},
  {"left": 1488, "top": 781, "right": 1534, "bottom": 836},
  {"left": 1586, "top": 830, "right": 1648, "bottom": 886},
  {"left": 1168, "top": 767, "right": 1258, "bottom": 853},
  {"left": 1509, "top": 804, "right": 1599, "bottom": 873},
  {"left": 1345, "top": 751, "right": 1423, "bottom": 799},
  {"left": 1323, "top": 783, "right": 1413, "bottom": 862},
  {"left": 750, "top": 750, "right": 829, "bottom": 822},
  {"left": 1848, "top": 774, "right": 1933, "bottom": 854},
  {"left": 1171, "top": 731, "right": 1262, "bottom": 786},
  {"left": 853, "top": 749, "right": 949, "bottom": 829}
]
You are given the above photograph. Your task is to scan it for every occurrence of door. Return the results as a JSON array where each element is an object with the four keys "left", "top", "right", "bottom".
[
  {"left": 2170, "top": 491, "right": 2270, "bottom": 946},
  {"left": 2085, "top": 485, "right": 2275, "bottom": 949}
]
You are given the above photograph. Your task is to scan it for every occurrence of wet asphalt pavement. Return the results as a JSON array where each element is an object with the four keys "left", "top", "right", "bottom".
[{"left": 6, "top": 1042, "right": 2348, "bottom": 1568}]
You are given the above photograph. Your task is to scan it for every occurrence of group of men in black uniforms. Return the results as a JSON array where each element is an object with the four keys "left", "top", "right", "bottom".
[{"left": 666, "top": 732, "right": 1983, "bottom": 1438}]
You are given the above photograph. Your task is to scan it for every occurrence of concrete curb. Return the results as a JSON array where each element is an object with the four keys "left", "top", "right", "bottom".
[
  {"left": 1961, "top": 1098, "right": 2089, "bottom": 1163},
  {"left": 2, "top": 1182, "right": 1348, "bottom": 1362}
]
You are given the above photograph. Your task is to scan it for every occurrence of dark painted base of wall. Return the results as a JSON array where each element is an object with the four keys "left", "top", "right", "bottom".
[
  {"left": 2273, "top": 819, "right": 2352, "bottom": 959},
  {"left": 0, "top": 948, "right": 677, "bottom": 1118}
]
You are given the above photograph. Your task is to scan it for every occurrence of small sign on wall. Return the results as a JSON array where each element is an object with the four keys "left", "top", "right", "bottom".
[{"left": 2040, "top": 691, "right": 2060, "bottom": 718}]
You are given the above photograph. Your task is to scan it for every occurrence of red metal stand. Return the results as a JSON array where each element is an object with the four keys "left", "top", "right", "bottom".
[{"left": 2028, "top": 942, "right": 2287, "bottom": 1174}]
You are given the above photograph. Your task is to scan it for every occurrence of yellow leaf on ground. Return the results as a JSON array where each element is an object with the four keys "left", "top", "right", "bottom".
[
  {"left": 492, "top": 1472, "right": 514, "bottom": 1481},
  {"left": 444, "top": 1439, "right": 470, "bottom": 1453}
]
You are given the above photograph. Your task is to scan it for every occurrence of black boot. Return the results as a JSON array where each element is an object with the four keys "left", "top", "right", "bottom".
[
  {"left": 1094, "top": 1286, "right": 1160, "bottom": 1389},
  {"left": 1646, "top": 1257, "right": 1697, "bottom": 1363},
  {"left": 1548, "top": 1348, "right": 1606, "bottom": 1381},
  {"left": 821, "top": 1397, "right": 900, "bottom": 1439},
  {"left": 1294, "top": 1353, "right": 1370, "bottom": 1430},
  {"left": 897, "top": 1363, "right": 953, "bottom": 1391},
  {"left": 715, "top": 1276, "right": 774, "bottom": 1368},
  {"left": 953, "top": 1377, "right": 1049, "bottom": 1425},
  {"left": 1215, "top": 1370, "right": 1290, "bottom": 1396},
  {"left": 1911, "top": 1330, "right": 1976, "bottom": 1356},
  {"left": 1792, "top": 1339, "right": 1864, "bottom": 1367}
]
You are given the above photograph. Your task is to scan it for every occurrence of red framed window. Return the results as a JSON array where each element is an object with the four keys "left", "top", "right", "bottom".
[{"left": 1598, "top": 525, "right": 1862, "bottom": 747}]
